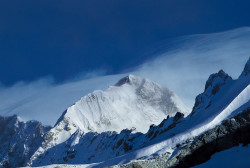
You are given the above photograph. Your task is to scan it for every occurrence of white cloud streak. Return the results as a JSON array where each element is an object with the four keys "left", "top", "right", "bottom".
[
  {"left": 0, "top": 75, "right": 124, "bottom": 125},
  {"left": 133, "top": 27, "right": 250, "bottom": 107}
]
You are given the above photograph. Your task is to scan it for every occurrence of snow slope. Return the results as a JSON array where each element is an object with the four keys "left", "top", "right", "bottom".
[
  {"left": 57, "top": 75, "right": 189, "bottom": 134},
  {"left": 28, "top": 75, "right": 189, "bottom": 166}
]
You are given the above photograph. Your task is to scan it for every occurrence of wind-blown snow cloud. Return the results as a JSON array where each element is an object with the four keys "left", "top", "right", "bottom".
[
  {"left": 0, "top": 27, "right": 249, "bottom": 125},
  {"left": 133, "top": 27, "right": 250, "bottom": 107}
]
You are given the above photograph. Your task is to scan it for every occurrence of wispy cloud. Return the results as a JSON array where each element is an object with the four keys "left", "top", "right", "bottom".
[
  {"left": 0, "top": 27, "right": 249, "bottom": 125},
  {"left": 0, "top": 75, "right": 124, "bottom": 125},
  {"left": 133, "top": 27, "right": 250, "bottom": 107}
]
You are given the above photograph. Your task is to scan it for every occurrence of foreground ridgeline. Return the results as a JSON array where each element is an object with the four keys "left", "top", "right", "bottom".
[{"left": 0, "top": 58, "right": 249, "bottom": 168}]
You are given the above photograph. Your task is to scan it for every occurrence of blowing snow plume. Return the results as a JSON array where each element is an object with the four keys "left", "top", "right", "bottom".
[{"left": 134, "top": 27, "right": 250, "bottom": 107}]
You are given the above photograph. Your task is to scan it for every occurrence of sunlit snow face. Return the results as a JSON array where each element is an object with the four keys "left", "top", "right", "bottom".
[{"left": 0, "top": 27, "right": 249, "bottom": 125}]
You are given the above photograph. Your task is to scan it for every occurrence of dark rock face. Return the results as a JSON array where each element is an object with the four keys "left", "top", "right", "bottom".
[
  {"left": 168, "top": 107, "right": 250, "bottom": 168},
  {"left": 173, "top": 112, "right": 184, "bottom": 122},
  {"left": 0, "top": 115, "right": 51, "bottom": 168},
  {"left": 114, "top": 107, "right": 250, "bottom": 168},
  {"left": 115, "top": 76, "right": 131, "bottom": 86}
]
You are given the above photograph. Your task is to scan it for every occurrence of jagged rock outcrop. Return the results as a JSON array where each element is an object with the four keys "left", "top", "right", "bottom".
[
  {"left": 0, "top": 115, "right": 51, "bottom": 168},
  {"left": 191, "top": 69, "right": 232, "bottom": 116},
  {"left": 167, "top": 107, "right": 250, "bottom": 168},
  {"left": 113, "top": 107, "right": 250, "bottom": 168}
]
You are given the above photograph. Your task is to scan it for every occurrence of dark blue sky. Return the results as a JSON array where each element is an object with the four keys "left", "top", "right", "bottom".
[{"left": 1, "top": 0, "right": 250, "bottom": 85}]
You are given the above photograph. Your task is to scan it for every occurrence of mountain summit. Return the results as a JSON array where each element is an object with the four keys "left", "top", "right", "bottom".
[
  {"left": 55, "top": 74, "right": 189, "bottom": 134},
  {"left": 26, "top": 75, "right": 189, "bottom": 166}
]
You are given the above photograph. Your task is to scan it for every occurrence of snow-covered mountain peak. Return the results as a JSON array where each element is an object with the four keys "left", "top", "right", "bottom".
[
  {"left": 204, "top": 69, "right": 232, "bottom": 92},
  {"left": 191, "top": 57, "right": 250, "bottom": 118},
  {"left": 60, "top": 74, "right": 189, "bottom": 133},
  {"left": 114, "top": 74, "right": 163, "bottom": 92},
  {"left": 115, "top": 74, "right": 138, "bottom": 86},
  {"left": 191, "top": 69, "right": 233, "bottom": 116},
  {"left": 29, "top": 75, "right": 190, "bottom": 161},
  {"left": 240, "top": 57, "right": 250, "bottom": 77}
]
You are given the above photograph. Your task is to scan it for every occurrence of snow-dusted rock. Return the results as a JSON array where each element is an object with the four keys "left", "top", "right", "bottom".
[
  {"left": 114, "top": 107, "right": 250, "bottom": 168},
  {"left": 28, "top": 111, "right": 185, "bottom": 166},
  {"left": 0, "top": 115, "right": 51, "bottom": 167},
  {"left": 191, "top": 69, "right": 233, "bottom": 116}
]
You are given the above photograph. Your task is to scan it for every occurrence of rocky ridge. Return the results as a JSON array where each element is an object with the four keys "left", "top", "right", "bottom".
[
  {"left": 113, "top": 107, "right": 249, "bottom": 168},
  {"left": 29, "top": 111, "right": 185, "bottom": 166},
  {"left": 0, "top": 115, "right": 51, "bottom": 168}
]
